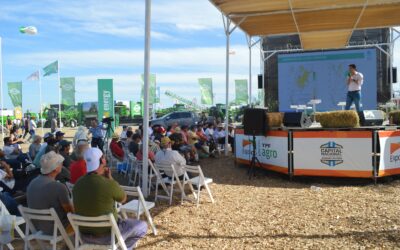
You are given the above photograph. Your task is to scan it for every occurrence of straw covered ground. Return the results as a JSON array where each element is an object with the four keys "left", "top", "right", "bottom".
[{"left": 15, "top": 128, "right": 400, "bottom": 249}]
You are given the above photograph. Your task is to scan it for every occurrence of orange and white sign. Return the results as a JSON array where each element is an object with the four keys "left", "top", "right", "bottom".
[
  {"left": 378, "top": 131, "right": 400, "bottom": 176},
  {"left": 235, "top": 129, "right": 289, "bottom": 174},
  {"left": 293, "top": 131, "right": 373, "bottom": 178}
]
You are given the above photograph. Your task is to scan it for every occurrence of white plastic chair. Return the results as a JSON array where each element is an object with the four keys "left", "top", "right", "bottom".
[
  {"left": 184, "top": 165, "right": 215, "bottom": 207},
  {"left": 118, "top": 186, "right": 157, "bottom": 235},
  {"left": 67, "top": 213, "right": 127, "bottom": 250},
  {"left": 154, "top": 163, "right": 197, "bottom": 205},
  {"left": 0, "top": 200, "right": 26, "bottom": 250},
  {"left": 18, "top": 206, "right": 74, "bottom": 250}
]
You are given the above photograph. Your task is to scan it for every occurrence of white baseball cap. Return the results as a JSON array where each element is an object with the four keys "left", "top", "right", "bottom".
[
  {"left": 40, "top": 151, "right": 64, "bottom": 174},
  {"left": 84, "top": 148, "right": 103, "bottom": 172}
]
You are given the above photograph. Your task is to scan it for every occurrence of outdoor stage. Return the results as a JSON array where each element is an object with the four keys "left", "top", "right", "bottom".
[{"left": 235, "top": 126, "right": 400, "bottom": 181}]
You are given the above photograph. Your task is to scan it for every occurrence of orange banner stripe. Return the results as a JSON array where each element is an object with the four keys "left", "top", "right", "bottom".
[
  {"left": 378, "top": 130, "right": 400, "bottom": 138},
  {"left": 235, "top": 158, "right": 288, "bottom": 174},
  {"left": 293, "top": 131, "right": 372, "bottom": 139},
  {"left": 294, "top": 169, "right": 373, "bottom": 178},
  {"left": 379, "top": 168, "right": 400, "bottom": 177}
]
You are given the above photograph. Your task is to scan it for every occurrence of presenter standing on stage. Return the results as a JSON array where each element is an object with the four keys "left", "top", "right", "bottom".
[{"left": 345, "top": 64, "right": 364, "bottom": 112}]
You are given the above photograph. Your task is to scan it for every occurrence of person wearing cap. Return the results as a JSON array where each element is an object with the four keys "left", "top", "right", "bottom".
[
  {"left": 55, "top": 131, "right": 65, "bottom": 142},
  {"left": 28, "top": 135, "right": 42, "bottom": 160},
  {"left": 27, "top": 151, "right": 74, "bottom": 235},
  {"left": 73, "top": 148, "right": 147, "bottom": 247},
  {"left": 33, "top": 133, "right": 55, "bottom": 168},
  {"left": 59, "top": 140, "right": 72, "bottom": 169},
  {"left": 73, "top": 126, "right": 88, "bottom": 149},
  {"left": 155, "top": 137, "right": 186, "bottom": 177},
  {"left": 110, "top": 132, "right": 124, "bottom": 161},
  {"left": 69, "top": 140, "right": 89, "bottom": 184},
  {"left": 88, "top": 119, "right": 105, "bottom": 151}
]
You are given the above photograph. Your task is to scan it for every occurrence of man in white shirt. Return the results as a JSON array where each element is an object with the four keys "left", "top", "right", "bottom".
[
  {"left": 345, "top": 64, "right": 364, "bottom": 112},
  {"left": 3, "top": 137, "right": 20, "bottom": 160},
  {"left": 155, "top": 137, "right": 186, "bottom": 177}
]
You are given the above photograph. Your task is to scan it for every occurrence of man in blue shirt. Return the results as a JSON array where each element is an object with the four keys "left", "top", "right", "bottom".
[{"left": 89, "top": 119, "right": 105, "bottom": 151}]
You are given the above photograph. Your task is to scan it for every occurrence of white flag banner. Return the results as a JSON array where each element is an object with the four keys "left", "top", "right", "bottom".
[{"left": 26, "top": 71, "right": 39, "bottom": 81}]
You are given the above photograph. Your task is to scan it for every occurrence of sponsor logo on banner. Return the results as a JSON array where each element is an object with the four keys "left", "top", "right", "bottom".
[
  {"left": 9, "top": 88, "right": 20, "bottom": 95},
  {"left": 389, "top": 143, "right": 400, "bottom": 163},
  {"left": 62, "top": 84, "right": 73, "bottom": 91},
  {"left": 320, "top": 141, "right": 343, "bottom": 167},
  {"left": 241, "top": 138, "right": 278, "bottom": 160}
]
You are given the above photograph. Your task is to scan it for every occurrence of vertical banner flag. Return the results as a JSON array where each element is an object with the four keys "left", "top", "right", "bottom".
[
  {"left": 235, "top": 79, "right": 249, "bottom": 104},
  {"left": 98, "top": 79, "right": 114, "bottom": 129},
  {"left": 60, "top": 77, "right": 75, "bottom": 106},
  {"left": 198, "top": 78, "right": 213, "bottom": 105},
  {"left": 140, "top": 74, "right": 157, "bottom": 104},
  {"left": 7, "top": 82, "right": 22, "bottom": 108},
  {"left": 42, "top": 61, "right": 58, "bottom": 76}
]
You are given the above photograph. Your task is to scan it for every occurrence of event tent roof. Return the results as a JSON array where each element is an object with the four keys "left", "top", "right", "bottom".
[{"left": 210, "top": 0, "right": 400, "bottom": 50}]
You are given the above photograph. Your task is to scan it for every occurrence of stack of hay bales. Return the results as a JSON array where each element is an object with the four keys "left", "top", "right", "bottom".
[
  {"left": 389, "top": 110, "right": 400, "bottom": 125},
  {"left": 317, "top": 110, "right": 359, "bottom": 128},
  {"left": 267, "top": 112, "right": 283, "bottom": 128}
]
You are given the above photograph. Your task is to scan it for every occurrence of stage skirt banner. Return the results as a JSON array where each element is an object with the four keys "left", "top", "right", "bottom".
[
  {"left": 235, "top": 129, "right": 288, "bottom": 173},
  {"left": 378, "top": 131, "right": 400, "bottom": 176},
  {"left": 293, "top": 131, "right": 373, "bottom": 178}
]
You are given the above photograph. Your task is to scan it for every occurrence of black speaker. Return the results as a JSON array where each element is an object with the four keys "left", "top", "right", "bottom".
[
  {"left": 243, "top": 108, "right": 268, "bottom": 135},
  {"left": 283, "top": 112, "right": 304, "bottom": 127},
  {"left": 258, "top": 74, "right": 263, "bottom": 89},
  {"left": 388, "top": 67, "right": 397, "bottom": 83},
  {"left": 358, "top": 110, "right": 384, "bottom": 126}
]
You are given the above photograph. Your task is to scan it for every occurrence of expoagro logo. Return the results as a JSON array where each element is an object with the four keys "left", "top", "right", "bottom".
[
  {"left": 320, "top": 141, "right": 343, "bottom": 167},
  {"left": 389, "top": 143, "right": 400, "bottom": 163},
  {"left": 241, "top": 138, "right": 277, "bottom": 160}
]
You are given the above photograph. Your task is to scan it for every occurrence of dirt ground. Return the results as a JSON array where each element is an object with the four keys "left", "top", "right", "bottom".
[{"left": 11, "top": 127, "right": 400, "bottom": 249}]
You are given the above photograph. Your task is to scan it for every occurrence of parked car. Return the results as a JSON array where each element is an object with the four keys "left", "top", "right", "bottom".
[{"left": 150, "top": 111, "right": 199, "bottom": 128}]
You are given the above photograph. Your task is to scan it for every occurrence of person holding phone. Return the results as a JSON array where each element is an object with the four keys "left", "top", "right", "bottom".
[{"left": 345, "top": 64, "right": 364, "bottom": 112}]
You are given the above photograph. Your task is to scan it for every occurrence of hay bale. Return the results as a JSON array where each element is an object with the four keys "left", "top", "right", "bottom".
[
  {"left": 389, "top": 110, "right": 400, "bottom": 125},
  {"left": 267, "top": 112, "right": 283, "bottom": 127},
  {"left": 317, "top": 110, "right": 359, "bottom": 128}
]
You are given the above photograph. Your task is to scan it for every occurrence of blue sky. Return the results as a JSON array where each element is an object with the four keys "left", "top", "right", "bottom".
[
  {"left": 0, "top": 0, "right": 263, "bottom": 112},
  {"left": 0, "top": 1, "right": 398, "bottom": 113}
]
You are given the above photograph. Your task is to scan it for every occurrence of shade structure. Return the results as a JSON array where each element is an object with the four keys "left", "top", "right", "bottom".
[{"left": 210, "top": 0, "right": 400, "bottom": 50}]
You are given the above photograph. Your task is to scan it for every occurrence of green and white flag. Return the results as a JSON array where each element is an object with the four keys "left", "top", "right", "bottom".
[
  {"left": 198, "top": 78, "right": 213, "bottom": 105},
  {"left": 60, "top": 77, "right": 75, "bottom": 106},
  {"left": 7, "top": 82, "right": 22, "bottom": 108},
  {"left": 43, "top": 61, "right": 58, "bottom": 76},
  {"left": 235, "top": 79, "right": 248, "bottom": 104},
  {"left": 140, "top": 74, "right": 157, "bottom": 104},
  {"left": 98, "top": 79, "right": 115, "bottom": 130}
]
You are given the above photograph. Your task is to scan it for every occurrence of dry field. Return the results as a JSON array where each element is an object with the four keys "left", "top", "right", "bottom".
[{"left": 12, "top": 127, "right": 400, "bottom": 249}]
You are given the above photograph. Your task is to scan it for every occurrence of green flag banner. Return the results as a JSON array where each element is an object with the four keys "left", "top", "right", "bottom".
[
  {"left": 7, "top": 82, "right": 22, "bottom": 108},
  {"left": 43, "top": 60, "right": 58, "bottom": 76},
  {"left": 98, "top": 79, "right": 115, "bottom": 129},
  {"left": 235, "top": 79, "right": 248, "bottom": 104},
  {"left": 140, "top": 74, "right": 157, "bottom": 104},
  {"left": 60, "top": 77, "right": 75, "bottom": 106},
  {"left": 198, "top": 78, "right": 213, "bottom": 105}
]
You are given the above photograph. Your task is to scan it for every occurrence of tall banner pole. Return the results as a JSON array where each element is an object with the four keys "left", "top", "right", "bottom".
[
  {"left": 0, "top": 37, "right": 4, "bottom": 140},
  {"left": 39, "top": 69, "right": 44, "bottom": 135},
  {"left": 142, "top": 0, "right": 152, "bottom": 197},
  {"left": 58, "top": 61, "right": 62, "bottom": 128}
]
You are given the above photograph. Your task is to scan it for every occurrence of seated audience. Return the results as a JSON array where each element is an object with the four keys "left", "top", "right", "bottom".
[
  {"left": 55, "top": 131, "right": 65, "bottom": 143},
  {"left": 28, "top": 135, "right": 42, "bottom": 160},
  {"left": 69, "top": 140, "right": 89, "bottom": 184},
  {"left": 129, "top": 133, "right": 141, "bottom": 156},
  {"left": 136, "top": 144, "right": 155, "bottom": 162},
  {"left": 155, "top": 137, "right": 186, "bottom": 177},
  {"left": 26, "top": 151, "right": 74, "bottom": 234},
  {"left": 120, "top": 125, "right": 128, "bottom": 141},
  {"left": 3, "top": 137, "right": 20, "bottom": 160},
  {"left": 73, "top": 148, "right": 147, "bottom": 248},
  {"left": 110, "top": 133, "right": 124, "bottom": 161},
  {"left": 73, "top": 126, "right": 88, "bottom": 149},
  {"left": 56, "top": 140, "right": 72, "bottom": 183},
  {"left": 33, "top": 132, "right": 54, "bottom": 167}
]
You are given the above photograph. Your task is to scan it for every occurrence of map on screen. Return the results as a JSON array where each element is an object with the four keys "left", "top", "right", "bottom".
[{"left": 278, "top": 49, "right": 377, "bottom": 112}]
